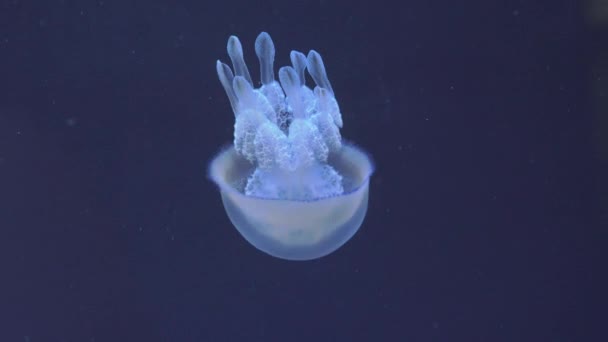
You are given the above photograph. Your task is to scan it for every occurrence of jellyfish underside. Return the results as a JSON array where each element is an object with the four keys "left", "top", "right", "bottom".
[{"left": 209, "top": 32, "right": 373, "bottom": 260}]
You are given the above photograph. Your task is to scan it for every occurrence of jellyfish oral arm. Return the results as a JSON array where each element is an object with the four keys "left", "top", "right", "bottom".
[{"left": 216, "top": 32, "right": 344, "bottom": 201}]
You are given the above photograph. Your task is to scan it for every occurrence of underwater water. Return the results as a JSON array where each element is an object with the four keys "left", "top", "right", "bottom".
[{"left": 1, "top": 0, "right": 605, "bottom": 341}]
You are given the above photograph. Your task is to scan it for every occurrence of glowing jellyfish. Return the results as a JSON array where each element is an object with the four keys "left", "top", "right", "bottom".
[{"left": 209, "top": 32, "right": 374, "bottom": 260}]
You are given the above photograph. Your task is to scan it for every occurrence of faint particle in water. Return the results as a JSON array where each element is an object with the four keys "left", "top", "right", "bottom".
[
  {"left": 174, "top": 33, "right": 185, "bottom": 48},
  {"left": 65, "top": 117, "right": 77, "bottom": 127}
]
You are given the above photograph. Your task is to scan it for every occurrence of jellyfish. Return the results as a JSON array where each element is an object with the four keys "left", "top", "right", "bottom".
[{"left": 209, "top": 32, "right": 374, "bottom": 260}]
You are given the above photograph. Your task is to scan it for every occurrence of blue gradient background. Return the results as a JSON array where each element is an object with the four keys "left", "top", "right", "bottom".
[{"left": 1, "top": 0, "right": 605, "bottom": 341}]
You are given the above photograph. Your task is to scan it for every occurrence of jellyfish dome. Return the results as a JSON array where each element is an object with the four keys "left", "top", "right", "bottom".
[{"left": 209, "top": 32, "right": 374, "bottom": 260}]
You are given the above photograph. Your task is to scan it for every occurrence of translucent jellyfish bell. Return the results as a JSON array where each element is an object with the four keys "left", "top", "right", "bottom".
[{"left": 209, "top": 32, "right": 373, "bottom": 260}]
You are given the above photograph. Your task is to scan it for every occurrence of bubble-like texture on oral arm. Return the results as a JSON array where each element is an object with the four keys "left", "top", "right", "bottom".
[{"left": 244, "top": 163, "right": 344, "bottom": 200}]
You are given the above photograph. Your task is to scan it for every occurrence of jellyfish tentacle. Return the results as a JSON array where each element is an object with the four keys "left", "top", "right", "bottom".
[
  {"left": 255, "top": 32, "right": 276, "bottom": 86},
  {"left": 216, "top": 61, "right": 238, "bottom": 115},
  {"left": 306, "top": 50, "right": 333, "bottom": 95},
  {"left": 227, "top": 36, "right": 253, "bottom": 85},
  {"left": 290, "top": 51, "right": 308, "bottom": 87}
]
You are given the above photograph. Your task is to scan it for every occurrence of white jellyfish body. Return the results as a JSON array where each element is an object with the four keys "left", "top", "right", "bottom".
[{"left": 209, "top": 32, "right": 373, "bottom": 260}]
